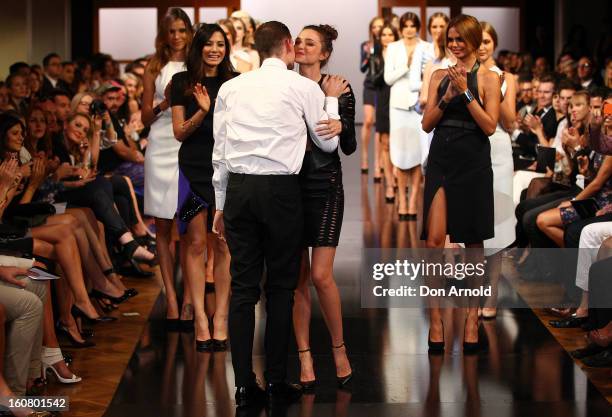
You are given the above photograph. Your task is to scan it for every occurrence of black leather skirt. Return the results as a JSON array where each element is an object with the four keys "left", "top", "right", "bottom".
[{"left": 299, "top": 152, "right": 344, "bottom": 247}]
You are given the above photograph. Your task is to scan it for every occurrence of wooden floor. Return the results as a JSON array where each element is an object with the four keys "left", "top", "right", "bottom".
[{"left": 44, "top": 270, "right": 163, "bottom": 417}]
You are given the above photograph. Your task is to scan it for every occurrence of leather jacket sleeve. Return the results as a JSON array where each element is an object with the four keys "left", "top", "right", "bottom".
[{"left": 338, "top": 83, "right": 356, "bottom": 156}]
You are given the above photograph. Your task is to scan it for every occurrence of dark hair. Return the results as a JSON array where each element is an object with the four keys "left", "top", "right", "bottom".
[
  {"left": 589, "top": 86, "right": 608, "bottom": 101},
  {"left": 538, "top": 73, "right": 556, "bottom": 85},
  {"left": 5, "top": 73, "right": 25, "bottom": 88},
  {"left": 518, "top": 74, "right": 533, "bottom": 83},
  {"left": 43, "top": 53, "right": 60, "bottom": 68},
  {"left": 186, "top": 24, "right": 235, "bottom": 87},
  {"left": 0, "top": 113, "right": 25, "bottom": 159},
  {"left": 446, "top": 14, "right": 481, "bottom": 53},
  {"left": 149, "top": 8, "right": 193, "bottom": 77},
  {"left": 48, "top": 88, "right": 71, "bottom": 102},
  {"left": 379, "top": 23, "right": 400, "bottom": 43},
  {"left": 125, "top": 61, "right": 145, "bottom": 75},
  {"left": 254, "top": 21, "right": 291, "bottom": 60},
  {"left": 302, "top": 24, "right": 338, "bottom": 67},
  {"left": 400, "top": 12, "right": 420, "bottom": 32},
  {"left": 9, "top": 62, "right": 29, "bottom": 75},
  {"left": 555, "top": 78, "right": 579, "bottom": 94},
  {"left": 61, "top": 61, "right": 75, "bottom": 68}
]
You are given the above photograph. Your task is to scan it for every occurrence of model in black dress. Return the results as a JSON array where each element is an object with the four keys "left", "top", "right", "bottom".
[
  {"left": 421, "top": 15, "right": 500, "bottom": 352},
  {"left": 293, "top": 24, "right": 356, "bottom": 389},
  {"left": 359, "top": 16, "right": 384, "bottom": 174},
  {"left": 170, "top": 24, "right": 236, "bottom": 352}
]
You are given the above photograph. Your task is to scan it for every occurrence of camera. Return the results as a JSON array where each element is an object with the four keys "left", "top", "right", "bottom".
[{"left": 90, "top": 99, "right": 107, "bottom": 116}]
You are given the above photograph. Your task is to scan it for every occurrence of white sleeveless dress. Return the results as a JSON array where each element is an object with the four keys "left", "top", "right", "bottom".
[
  {"left": 144, "top": 61, "right": 185, "bottom": 219},
  {"left": 484, "top": 65, "right": 516, "bottom": 252}
]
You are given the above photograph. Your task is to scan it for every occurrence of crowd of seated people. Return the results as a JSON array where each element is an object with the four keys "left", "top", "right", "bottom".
[
  {"left": 509, "top": 57, "right": 612, "bottom": 366},
  {"left": 0, "top": 49, "right": 165, "bottom": 414}
]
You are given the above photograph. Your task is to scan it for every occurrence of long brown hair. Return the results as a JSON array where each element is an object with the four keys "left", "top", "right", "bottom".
[
  {"left": 148, "top": 8, "right": 193, "bottom": 77},
  {"left": 446, "top": 14, "right": 482, "bottom": 54},
  {"left": 25, "top": 105, "right": 52, "bottom": 156}
]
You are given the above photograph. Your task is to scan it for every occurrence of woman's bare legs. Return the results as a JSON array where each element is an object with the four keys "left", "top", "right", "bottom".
[
  {"left": 426, "top": 187, "right": 447, "bottom": 343},
  {"left": 32, "top": 239, "right": 86, "bottom": 344},
  {"left": 536, "top": 208, "right": 565, "bottom": 247},
  {"left": 31, "top": 223, "right": 100, "bottom": 319},
  {"left": 45, "top": 214, "right": 123, "bottom": 298},
  {"left": 293, "top": 250, "right": 314, "bottom": 382},
  {"left": 156, "top": 218, "right": 179, "bottom": 320},
  {"left": 121, "top": 176, "right": 151, "bottom": 237},
  {"left": 179, "top": 212, "right": 209, "bottom": 341},
  {"left": 310, "top": 247, "right": 351, "bottom": 378},
  {"left": 210, "top": 234, "right": 231, "bottom": 341},
  {"left": 361, "top": 104, "right": 375, "bottom": 172},
  {"left": 380, "top": 133, "right": 395, "bottom": 199},
  {"left": 407, "top": 166, "right": 422, "bottom": 215},
  {"left": 396, "top": 168, "right": 409, "bottom": 215}
]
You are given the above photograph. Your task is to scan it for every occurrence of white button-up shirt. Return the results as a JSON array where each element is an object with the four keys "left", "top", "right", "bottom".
[{"left": 212, "top": 57, "right": 340, "bottom": 210}]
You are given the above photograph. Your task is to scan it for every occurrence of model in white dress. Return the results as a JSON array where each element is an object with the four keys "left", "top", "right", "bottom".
[
  {"left": 144, "top": 61, "right": 185, "bottom": 219},
  {"left": 484, "top": 65, "right": 516, "bottom": 252}
]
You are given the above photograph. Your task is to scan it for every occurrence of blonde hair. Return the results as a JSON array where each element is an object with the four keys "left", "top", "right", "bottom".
[{"left": 70, "top": 92, "right": 95, "bottom": 114}]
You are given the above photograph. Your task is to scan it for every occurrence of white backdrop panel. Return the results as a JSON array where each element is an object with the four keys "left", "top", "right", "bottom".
[
  {"left": 99, "top": 8, "right": 158, "bottom": 60},
  {"left": 462, "top": 7, "right": 520, "bottom": 54}
]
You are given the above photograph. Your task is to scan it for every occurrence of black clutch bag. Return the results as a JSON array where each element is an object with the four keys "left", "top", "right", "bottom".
[
  {"left": 0, "top": 223, "right": 27, "bottom": 240},
  {"left": 4, "top": 202, "right": 56, "bottom": 227}
]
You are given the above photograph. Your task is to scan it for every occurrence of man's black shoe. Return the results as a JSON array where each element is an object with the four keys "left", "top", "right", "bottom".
[
  {"left": 582, "top": 348, "right": 612, "bottom": 367},
  {"left": 266, "top": 382, "right": 303, "bottom": 405},
  {"left": 235, "top": 384, "right": 266, "bottom": 408}
]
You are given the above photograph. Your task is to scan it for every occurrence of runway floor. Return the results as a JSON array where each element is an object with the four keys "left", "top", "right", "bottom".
[{"left": 100, "top": 150, "right": 612, "bottom": 417}]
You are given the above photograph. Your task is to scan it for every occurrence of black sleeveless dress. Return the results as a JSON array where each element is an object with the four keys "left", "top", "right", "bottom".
[{"left": 422, "top": 64, "right": 494, "bottom": 244}]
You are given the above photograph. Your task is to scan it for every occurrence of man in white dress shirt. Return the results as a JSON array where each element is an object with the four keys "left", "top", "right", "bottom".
[{"left": 211, "top": 21, "right": 341, "bottom": 408}]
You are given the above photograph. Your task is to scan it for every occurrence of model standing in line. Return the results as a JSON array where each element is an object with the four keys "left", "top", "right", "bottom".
[
  {"left": 141, "top": 8, "right": 194, "bottom": 326},
  {"left": 421, "top": 14, "right": 500, "bottom": 352},
  {"left": 385, "top": 12, "right": 432, "bottom": 221},
  {"left": 292, "top": 24, "right": 356, "bottom": 390},
  {"left": 479, "top": 21, "right": 517, "bottom": 318},
  {"left": 171, "top": 24, "right": 236, "bottom": 352},
  {"left": 360, "top": 17, "right": 384, "bottom": 176}
]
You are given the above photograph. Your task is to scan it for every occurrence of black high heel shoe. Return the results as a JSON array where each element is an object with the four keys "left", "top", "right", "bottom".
[
  {"left": 212, "top": 339, "right": 228, "bottom": 351},
  {"left": 91, "top": 289, "right": 128, "bottom": 305},
  {"left": 399, "top": 213, "right": 417, "bottom": 221},
  {"left": 196, "top": 339, "right": 214, "bottom": 352},
  {"left": 332, "top": 343, "right": 353, "bottom": 388},
  {"left": 56, "top": 323, "right": 95, "bottom": 348},
  {"left": 71, "top": 305, "right": 117, "bottom": 325},
  {"left": 428, "top": 321, "right": 445, "bottom": 353},
  {"left": 297, "top": 348, "right": 317, "bottom": 391},
  {"left": 122, "top": 239, "right": 158, "bottom": 267}
]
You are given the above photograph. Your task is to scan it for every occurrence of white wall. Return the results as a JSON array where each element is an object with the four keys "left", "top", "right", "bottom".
[{"left": 242, "top": 0, "right": 378, "bottom": 123}]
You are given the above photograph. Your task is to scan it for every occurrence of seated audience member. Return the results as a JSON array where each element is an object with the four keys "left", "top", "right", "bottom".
[
  {"left": 516, "top": 75, "right": 534, "bottom": 112},
  {"left": 61, "top": 61, "right": 77, "bottom": 96},
  {"left": 514, "top": 74, "right": 559, "bottom": 169},
  {"left": 96, "top": 83, "right": 146, "bottom": 196},
  {"left": 557, "top": 53, "right": 579, "bottom": 83},
  {"left": 28, "top": 70, "right": 42, "bottom": 101},
  {"left": 120, "top": 73, "right": 143, "bottom": 116},
  {"left": 50, "top": 89, "right": 72, "bottom": 125},
  {"left": 5, "top": 74, "right": 30, "bottom": 117},
  {"left": 532, "top": 56, "right": 550, "bottom": 79},
  {"left": 8, "top": 62, "right": 30, "bottom": 78},
  {"left": 40, "top": 53, "right": 69, "bottom": 98},
  {"left": 576, "top": 56, "right": 600, "bottom": 92},
  {"left": 0, "top": 82, "right": 10, "bottom": 111}
]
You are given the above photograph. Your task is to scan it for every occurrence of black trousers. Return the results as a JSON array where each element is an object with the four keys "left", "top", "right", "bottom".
[
  {"left": 224, "top": 173, "right": 303, "bottom": 387},
  {"left": 59, "top": 176, "right": 129, "bottom": 242}
]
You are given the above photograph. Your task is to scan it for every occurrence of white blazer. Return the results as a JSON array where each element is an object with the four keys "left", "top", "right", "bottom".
[{"left": 384, "top": 39, "right": 433, "bottom": 110}]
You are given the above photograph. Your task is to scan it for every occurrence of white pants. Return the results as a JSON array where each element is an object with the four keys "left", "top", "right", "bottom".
[{"left": 575, "top": 221, "right": 612, "bottom": 291}]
